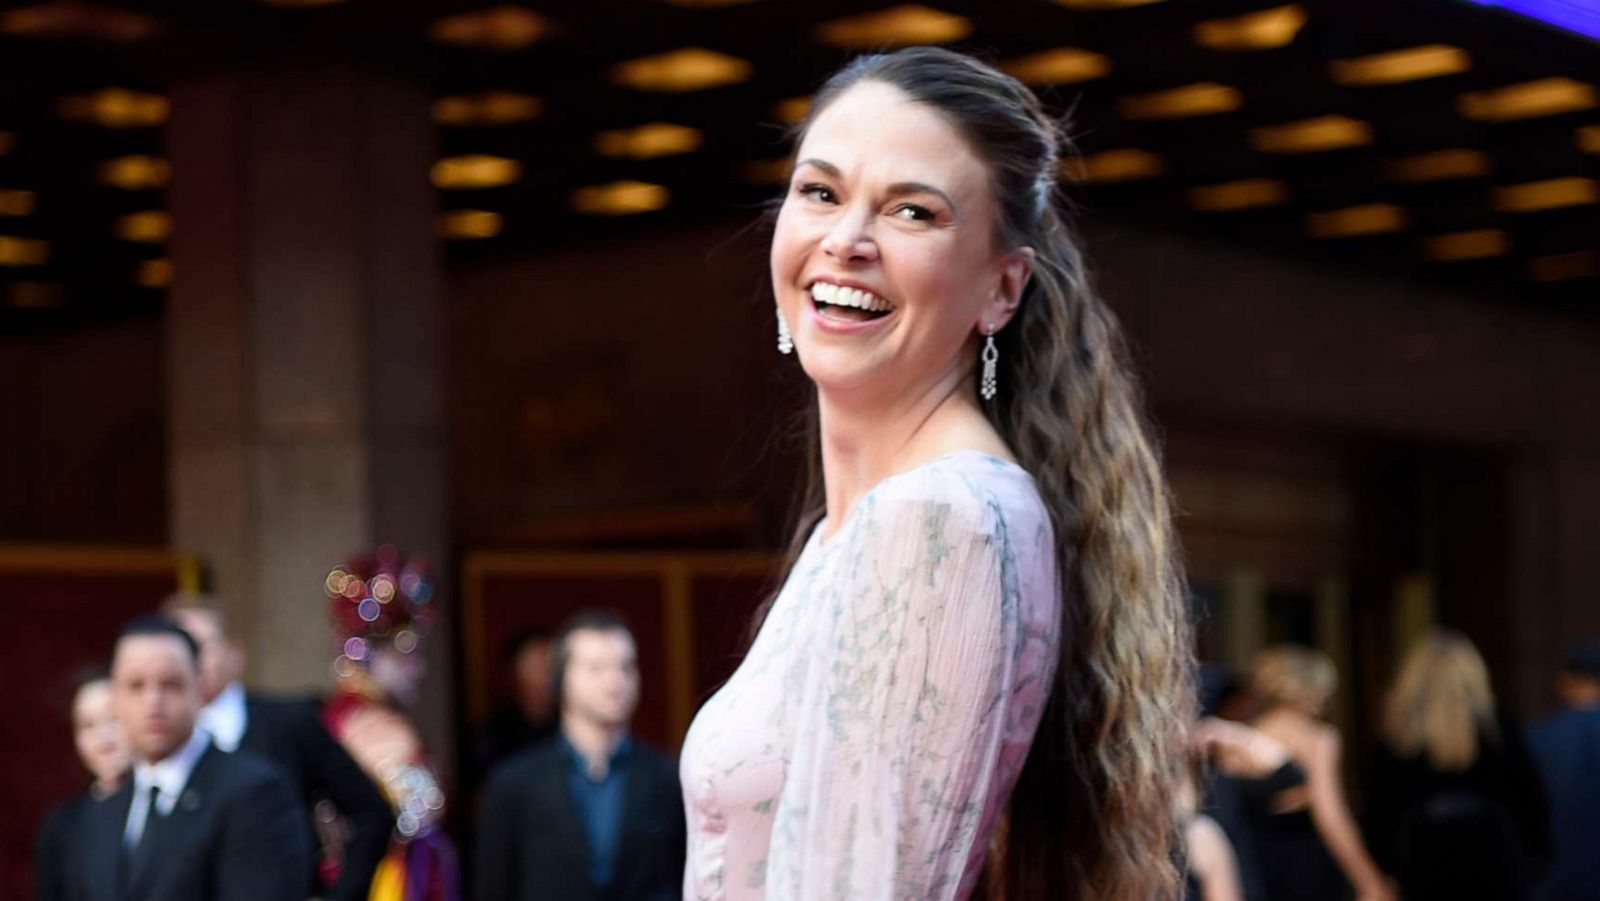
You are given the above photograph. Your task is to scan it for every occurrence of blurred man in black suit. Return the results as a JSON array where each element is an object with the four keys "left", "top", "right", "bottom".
[
  {"left": 73, "top": 614, "right": 309, "bottom": 901},
  {"left": 166, "top": 596, "right": 390, "bottom": 901},
  {"left": 476, "top": 609, "right": 685, "bottom": 901}
]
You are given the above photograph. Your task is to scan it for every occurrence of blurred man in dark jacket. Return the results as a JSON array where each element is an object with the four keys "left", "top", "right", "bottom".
[{"left": 1528, "top": 643, "right": 1600, "bottom": 901}]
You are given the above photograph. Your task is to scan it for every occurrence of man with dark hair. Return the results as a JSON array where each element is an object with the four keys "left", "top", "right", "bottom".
[
  {"left": 165, "top": 595, "right": 390, "bottom": 901},
  {"left": 1528, "top": 642, "right": 1600, "bottom": 901},
  {"left": 70, "top": 614, "right": 310, "bottom": 901},
  {"left": 476, "top": 609, "right": 685, "bottom": 901}
]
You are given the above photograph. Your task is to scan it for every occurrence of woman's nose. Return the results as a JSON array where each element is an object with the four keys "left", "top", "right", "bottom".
[{"left": 820, "top": 208, "right": 878, "bottom": 264}]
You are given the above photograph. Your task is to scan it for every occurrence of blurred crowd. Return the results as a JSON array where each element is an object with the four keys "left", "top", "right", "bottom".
[
  {"left": 1185, "top": 635, "right": 1600, "bottom": 901},
  {"left": 33, "top": 546, "right": 683, "bottom": 901},
  {"left": 30, "top": 546, "right": 1600, "bottom": 901}
]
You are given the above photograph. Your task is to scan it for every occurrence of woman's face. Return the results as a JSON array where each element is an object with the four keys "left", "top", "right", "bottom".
[
  {"left": 771, "top": 80, "right": 1030, "bottom": 401},
  {"left": 73, "top": 680, "right": 130, "bottom": 787}
]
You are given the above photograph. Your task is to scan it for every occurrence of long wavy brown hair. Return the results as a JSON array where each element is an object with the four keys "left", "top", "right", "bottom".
[{"left": 753, "top": 47, "right": 1196, "bottom": 899}]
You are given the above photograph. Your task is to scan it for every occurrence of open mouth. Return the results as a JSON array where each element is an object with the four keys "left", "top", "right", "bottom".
[{"left": 809, "top": 281, "right": 895, "bottom": 323}]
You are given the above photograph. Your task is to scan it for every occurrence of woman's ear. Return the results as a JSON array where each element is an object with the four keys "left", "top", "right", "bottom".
[{"left": 982, "top": 246, "right": 1035, "bottom": 332}]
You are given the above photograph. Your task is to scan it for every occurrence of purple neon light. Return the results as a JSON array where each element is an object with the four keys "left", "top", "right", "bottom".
[{"left": 1467, "top": 0, "right": 1600, "bottom": 40}]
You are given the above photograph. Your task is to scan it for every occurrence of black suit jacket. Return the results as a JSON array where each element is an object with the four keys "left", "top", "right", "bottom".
[
  {"left": 35, "top": 792, "right": 103, "bottom": 901},
  {"left": 237, "top": 693, "right": 390, "bottom": 901},
  {"left": 475, "top": 738, "right": 686, "bottom": 901},
  {"left": 71, "top": 741, "right": 311, "bottom": 901}
]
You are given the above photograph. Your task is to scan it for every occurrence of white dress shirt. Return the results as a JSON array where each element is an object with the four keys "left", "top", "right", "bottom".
[
  {"left": 198, "top": 680, "right": 249, "bottom": 752},
  {"left": 124, "top": 727, "right": 211, "bottom": 851}
]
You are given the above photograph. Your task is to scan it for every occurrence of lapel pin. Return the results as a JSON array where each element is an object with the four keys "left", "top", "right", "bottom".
[{"left": 181, "top": 790, "right": 201, "bottom": 812}]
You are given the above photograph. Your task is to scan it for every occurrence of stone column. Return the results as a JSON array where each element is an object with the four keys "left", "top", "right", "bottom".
[{"left": 165, "top": 64, "right": 452, "bottom": 773}]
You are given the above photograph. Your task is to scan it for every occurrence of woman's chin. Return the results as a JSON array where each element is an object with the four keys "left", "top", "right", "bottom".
[{"left": 797, "top": 355, "right": 885, "bottom": 397}]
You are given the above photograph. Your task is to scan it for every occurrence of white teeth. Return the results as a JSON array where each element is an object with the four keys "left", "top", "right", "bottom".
[{"left": 807, "top": 282, "right": 893, "bottom": 312}]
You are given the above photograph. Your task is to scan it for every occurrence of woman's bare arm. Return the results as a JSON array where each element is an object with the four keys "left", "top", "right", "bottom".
[
  {"left": 1187, "top": 814, "right": 1244, "bottom": 901},
  {"left": 1302, "top": 728, "right": 1393, "bottom": 901}
]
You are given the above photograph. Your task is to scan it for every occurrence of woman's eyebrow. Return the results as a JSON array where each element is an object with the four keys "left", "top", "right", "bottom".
[{"left": 794, "top": 157, "right": 841, "bottom": 178}]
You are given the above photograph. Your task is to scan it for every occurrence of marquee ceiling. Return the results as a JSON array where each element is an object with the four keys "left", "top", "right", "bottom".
[{"left": 0, "top": 0, "right": 1595, "bottom": 332}]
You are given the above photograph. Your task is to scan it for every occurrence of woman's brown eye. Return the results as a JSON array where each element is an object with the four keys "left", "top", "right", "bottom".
[{"left": 798, "top": 184, "right": 837, "bottom": 203}]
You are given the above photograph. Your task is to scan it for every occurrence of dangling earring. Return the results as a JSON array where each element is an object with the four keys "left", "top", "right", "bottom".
[
  {"left": 980, "top": 324, "right": 999, "bottom": 400},
  {"left": 776, "top": 307, "right": 793, "bottom": 355}
]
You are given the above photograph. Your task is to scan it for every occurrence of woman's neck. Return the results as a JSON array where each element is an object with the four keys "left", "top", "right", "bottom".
[{"left": 816, "top": 365, "right": 1000, "bottom": 540}]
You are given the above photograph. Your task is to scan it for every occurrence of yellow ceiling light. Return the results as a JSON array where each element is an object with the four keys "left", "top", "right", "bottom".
[
  {"left": 1492, "top": 176, "right": 1598, "bottom": 213},
  {"left": 572, "top": 180, "right": 670, "bottom": 215},
  {"left": 594, "top": 123, "right": 703, "bottom": 160},
  {"left": 1062, "top": 148, "right": 1164, "bottom": 183},
  {"left": 1578, "top": 125, "right": 1600, "bottom": 154},
  {"left": 1305, "top": 203, "right": 1407, "bottom": 238},
  {"left": 814, "top": 4, "right": 972, "bottom": 49},
  {"left": 137, "top": 258, "right": 172, "bottom": 288},
  {"left": 7, "top": 281, "right": 64, "bottom": 308},
  {"left": 1194, "top": 5, "right": 1306, "bottom": 51},
  {"left": 773, "top": 95, "right": 812, "bottom": 125},
  {"left": 1, "top": 3, "right": 159, "bottom": 41},
  {"left": 116, "top": 210, "right": 171, "bottom": 243},
  {"left": 1385, "top": 148, "right": 1491, "bottom": 183},
  {"left": 1189, "top": 178, "right": 1290, "bottom": 211},
  {"left": 1053, "top": 0, "right": 1168, "bottom": 8},
  {"left": 0, "top": 235, "right": 50, "bottom": 265},
  {"left": 432, "top": 91, "right": 544, "bottom": 126},
  {"left": 99, "top": 155, "right": 170, "bottom": 190},
  {"left": 1118, "top": 82, "right": 1243, "bottom": 120},
  {"left": 429, "top": 5, "right": 550, "bottom": 51},
  {"left": 431, "top": 154, "right": 522, "bottom": 189},
  {"left": 1422, "top": 229, "right": 1508, "bottom": 262},
  {"left": 1459, "top": 77, "right": 1597, "bottom": 122},
  {"left": 438, "top": 210, "right": 502, "bottom": 239},
  {"left": 611, "top": 47, "right": 752, "bottom": 93},
  {"left": 743, "top": 157, "right": 794, "bottom": 186},
  {"left": 58, "top": 87, "right": 168, "bottom": 127},
  {"left": 1000, "top": 47, "right": 1112, "bottom": 85},
  {"left": 1251, "top": 115, "right": 1373, "bottom": 154},
  {"left": 0, "top": 189, "right": 36, "bottom": 216},
  {"left": 1529, "top": 251, "right": 1597, "bottom": 283},
  {"left": 1330, "top": 44, "right": 1470, "bottom": 87}
]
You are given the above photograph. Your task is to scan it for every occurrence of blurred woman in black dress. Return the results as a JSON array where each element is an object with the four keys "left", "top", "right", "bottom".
[
  {"left": 33, "top": 669, "right": 131, "bottom": 901},
  {"left": 1368, "top": 630, "right": 1549, "bottom": 900},
  {"left": 1250, "top": 646, "right": 1392, "bottom": 901}
]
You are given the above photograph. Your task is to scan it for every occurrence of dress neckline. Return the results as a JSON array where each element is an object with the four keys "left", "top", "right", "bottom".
[{"left": 812, "top": 449, "right": 1030, "bottom": 550}]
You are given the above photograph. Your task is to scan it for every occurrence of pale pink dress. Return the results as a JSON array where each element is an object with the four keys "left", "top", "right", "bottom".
[{"left": 680, "top": 450, "right": 1061, "bottom": 900}]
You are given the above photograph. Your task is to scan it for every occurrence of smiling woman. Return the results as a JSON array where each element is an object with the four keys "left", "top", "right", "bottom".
[{"left": 679, "top": 47, "right": 1195, "bottom": 901}]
